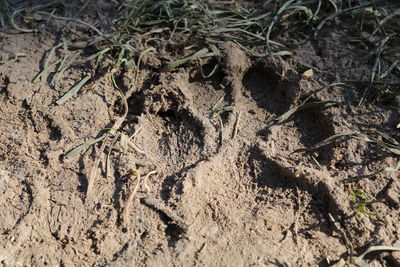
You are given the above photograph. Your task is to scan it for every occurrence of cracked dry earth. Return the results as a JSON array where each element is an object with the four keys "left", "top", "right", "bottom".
[{"left": 0, "top": 31, "right": 400, "bottom": 266}]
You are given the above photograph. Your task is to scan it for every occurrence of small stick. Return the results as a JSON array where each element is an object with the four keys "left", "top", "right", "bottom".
[
  {"left": 122, "top": 170, "right": 141, "bottom": 225},
  {"left": 87, "top": 90, "right": 128, "bottom": 199},
  {"left": 232, "top": 111, "right": 241, "bottom": 139},
  {"left": 128, "top": 127, "right": 142, "bottom": 140},
  {"left": 142, "top": 197, "right": 188, "bottom": 231},
  {"left": 328, "top": 213, "right": 353, "bottom": 254},
  {"left": 218, "top": 116, "right": 224, "bottom": 143},
  {"left": 128, "top": 141, "right": 145, "bottom": 154}
]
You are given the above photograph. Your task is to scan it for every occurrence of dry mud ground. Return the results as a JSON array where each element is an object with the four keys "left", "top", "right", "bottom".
[{"left": 0, "top": 9, "right": 400, "bottom": 267}]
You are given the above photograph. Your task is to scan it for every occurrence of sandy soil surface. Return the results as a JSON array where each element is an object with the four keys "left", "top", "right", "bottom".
[{"left": 0, "top": 2, "right": 399, "bottom": 266}]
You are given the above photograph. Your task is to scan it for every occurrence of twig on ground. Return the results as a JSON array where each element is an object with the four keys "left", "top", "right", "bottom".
[{"left": 142, "top": 196, "right": 189, "bottom": 231}]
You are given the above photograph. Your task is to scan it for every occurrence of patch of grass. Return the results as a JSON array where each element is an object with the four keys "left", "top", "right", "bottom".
[
  {"left": 4, "top": 1, "right": 398, "bottom": 106},
  {"left": 1, "top": 0, "right": 318, "bottom": 85},
  {"left": 5, "top": 0, "right": 64, "bottom": 33}
]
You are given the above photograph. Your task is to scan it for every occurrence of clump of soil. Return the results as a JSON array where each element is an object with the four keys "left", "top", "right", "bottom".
[{"left": 0, "top": 2, "right": 399, "bottom": 267}]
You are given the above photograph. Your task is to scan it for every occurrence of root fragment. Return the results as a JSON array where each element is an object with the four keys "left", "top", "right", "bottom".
[
  {"left": 232, "top": 110, "right": 241, "bottom": 139},
  {"left": 142, "top": 170, "right": 157, "bottom": 194},
  {"left": 122, "top": 170, "right": 141, "bottom": 226}
]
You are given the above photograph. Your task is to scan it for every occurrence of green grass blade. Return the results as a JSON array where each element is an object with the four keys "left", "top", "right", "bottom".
[
  {"left": 275, "top": 100, "right": 340, "bottom": 123},
  {"left": 64, "top": 136, "right": 105, "bottom": 159},
  {"left": 56, "top": 75, "right": 91, "bottom": 105}
]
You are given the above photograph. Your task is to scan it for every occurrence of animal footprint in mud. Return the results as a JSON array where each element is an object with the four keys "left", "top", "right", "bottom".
[
  {"left": 242, "top": 61, "right": 299, "bottom": 115},
  {"left": 264, "top": 107, "right": 335, "bottom": 165},
  {"left": 244, "top": 145, "right": 350, "bottom": 217}
]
